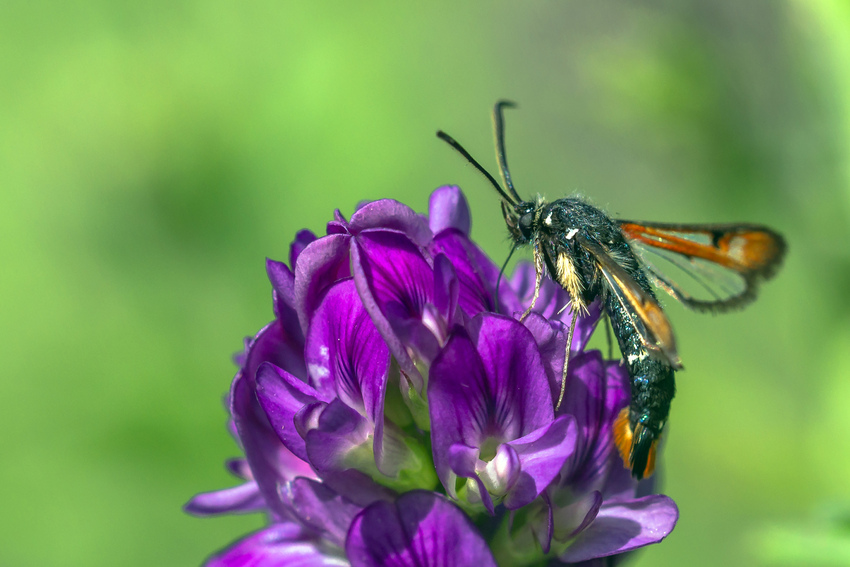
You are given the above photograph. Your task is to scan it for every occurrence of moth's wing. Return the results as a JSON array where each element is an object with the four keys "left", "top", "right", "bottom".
[
  {"left": 617, "top": 221, "right": 786, "bottom": 313},
  {"left": 579, "top": 236, "right": 682, "bottom": 369}
]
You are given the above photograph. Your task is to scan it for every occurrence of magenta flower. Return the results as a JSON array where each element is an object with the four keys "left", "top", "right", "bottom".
[{"left": 186, "top": 186, "right": 678, "bottom": 566}]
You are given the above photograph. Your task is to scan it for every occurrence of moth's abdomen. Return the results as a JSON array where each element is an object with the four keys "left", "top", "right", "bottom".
[
  {"left": 604, "top": 288, "right": 677, "bottom": 480},
  {"left": 612, "top": 359, "right": 675, "bottom": 480}
]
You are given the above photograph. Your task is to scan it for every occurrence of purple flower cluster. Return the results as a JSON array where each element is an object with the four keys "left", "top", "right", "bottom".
[{"left": 186, "top": 186, "right": 678, "bottom": 566}]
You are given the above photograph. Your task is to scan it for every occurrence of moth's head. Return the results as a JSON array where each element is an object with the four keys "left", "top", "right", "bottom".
[{"left": 501, "top": 201, "right": 536, "bottom": 244}]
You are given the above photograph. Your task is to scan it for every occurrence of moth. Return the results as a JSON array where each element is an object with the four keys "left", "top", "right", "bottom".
[{"left": 437, "top": 101, "right": 786, "bottom": 479}]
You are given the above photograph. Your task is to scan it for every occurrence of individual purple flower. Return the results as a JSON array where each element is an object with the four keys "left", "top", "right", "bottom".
[
  {"left": 428, "top": 314, "right": 578, "bottom": 514},
  {"left": 186, "top": 185, "right": 678, "bottom": 566}
]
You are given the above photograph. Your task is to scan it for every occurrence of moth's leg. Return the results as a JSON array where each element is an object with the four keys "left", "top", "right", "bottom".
[
  {"left": 556, "top": 309, "right": 579, "bottom": 411},
  {"left": 494, "top": 243, "right": 518, "bottom": 314},
  {"left": 520, "top": 239, "right": 545, "bottom": 321}
]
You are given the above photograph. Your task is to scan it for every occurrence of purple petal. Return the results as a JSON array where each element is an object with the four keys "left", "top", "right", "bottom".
[
  {"left": 205, "top": 523, "right": 348, "bottom": 567},
  {"left": 290, "top": 229, "right": 317, "bottom": 268},
  {"left": 226, "top": 459, "right": 253, "bottom": 480},
  {"left": 349, "top": 199, "right": 433, "bottom": 248},
  {"left": 558, "top": 352, "right": 609, "bottom": 485},
  {"left": 558, "top": 495, "right": 679, "bottom": 562},
  {"left": 230, "top": 322, "right": 313, "bottom": 519},
  {"left": 305, "top": 399, "right": 373, "bottom": 474},
  {"left": 304, "top": 278, "right": 390, "bottom": 416},
  {"left": 521, "top": 312, "right": 566, "bottom": 403},
  {"left": 510, "top": 263, "right": 603, "bottom": 335},
  {"left": 326, "top": 209, "right": 348, "bottom": 235},
  {"left": 256, "top": 362, "right": 328, "bottom": 462},
  {"left": 428, "top": 327, "right": 490, "bottom": 490},
  {"left": 552, "top": 490, "right": 603, "bottom": 541},
  {"left": 345, "top": 491, "right": 497, "bottom": 567},
  {"left": 304, "top": 278, "right": 392, "bottom": 472},
  {"left": 184, "top": 481, "right": 265, "bottom": 517},
  {"left": 242, "top": 319, "right": 307, "bottom": 387},
  {"left": 294, "top": 234, "right": 352, "bottom": 333},
  {"left": 429, "top": 316, "right": 556, "bottom": 509},
  {"left": 351, "top": 231, "right": 435, "bottom": 391},
  {"left": 353, "top": 231, "right": 434, "bottom": 325},
  {"left": 431, "top": 230, "right": 498, "bottom": 316},
  {"left": 428, "top": 185, "right": 470, "bottom": 235},
  {"left": 564, "top": 356, "right": 632, "bottom": 494},
  {"left": 502, "top": 415, "right": 578, "bottom": 510}
]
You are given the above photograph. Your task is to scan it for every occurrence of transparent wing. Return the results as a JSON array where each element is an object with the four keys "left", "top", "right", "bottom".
[
  {"left": 579, "top": 236, "right": 682, "bottom": 369},
  {"left": 618, "top": 221, "right": 786, "bottom": 313}
]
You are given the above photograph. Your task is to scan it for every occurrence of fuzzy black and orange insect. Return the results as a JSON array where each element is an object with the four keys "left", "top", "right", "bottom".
[{"left": 437, "top": 101, "right": 786, "bottom": 480}]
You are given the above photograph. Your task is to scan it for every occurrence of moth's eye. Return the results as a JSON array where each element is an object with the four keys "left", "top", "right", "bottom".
[{"left": 519, "top": 212, "right": 534, "bottom": 231}]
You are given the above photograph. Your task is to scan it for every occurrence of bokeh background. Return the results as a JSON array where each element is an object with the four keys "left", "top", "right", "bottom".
[{"left": 2, "top": 1, "right": 849, "bottom": 565}]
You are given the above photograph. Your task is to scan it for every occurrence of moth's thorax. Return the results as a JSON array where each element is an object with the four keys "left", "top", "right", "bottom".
[{"left": 535, "top": 198, "right": 637, "bottom": 310}]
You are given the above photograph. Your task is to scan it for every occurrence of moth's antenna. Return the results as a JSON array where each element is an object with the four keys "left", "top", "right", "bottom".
[
  {"left": 437, "top": 130, "right": 517, "bottom": 206},
  {"left": 492, "top": 100, "right": 523, "bottom": 204}
]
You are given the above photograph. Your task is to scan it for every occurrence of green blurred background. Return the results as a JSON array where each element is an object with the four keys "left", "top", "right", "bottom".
[{"left": 2, "top": 1, "right": 849, "bottom": 565}]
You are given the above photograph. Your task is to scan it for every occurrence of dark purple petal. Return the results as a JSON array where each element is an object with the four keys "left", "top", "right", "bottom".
[
  {"left": 345, "top": 491, "right": 497, "bottom": 567},
  {"left": 290, "top": 229, "right": 318, "bottom": 268},
  {"left": 558, "top": 352, "right": 610, "bottom": 485},
  {"left": 326, "top": 209, "right": 348, "bottom": 235},
  {"left": 294, "top": 234, "right": 353, "bottom": 332},
  {"left": 570, "top": 301, "right": 603, "bottom": 353},
  {"left": 428, "top": 185, "right": 471, "bottom": 235},
  {"left": 256, "top": 362, "right": 329, "bottom": 462},
  {"left": 184, "top": 481, "right": 265, "bottom": 517},
  {"left": 353, "top": 231, "right": 434, "bottom": 324},
  {"left": 265, "top": 259, "right": 304, "bottom": 343},
  {"left": 510, "top": 262, "right": 565, "bottom": 318},
  {"left": 502, "top": 415, "right": 578, "bottom": 510},
  {"left": 304, "top": 277, "right": 392, "bottom": 472},
  {"left": 558, "top": 495, "right": 679, "bottom": 562},
  {"left": 349, "top": 199, "right": 433, "bottom": 248},
  {"left": 282, "top": 478, "right": 365, "bottom": 548},
  {"left": 205, "top": 523, "right": 347, "bottom": 567},
  {"left": 430, "top": 254, "right": 459, "bottom": 340},
  {"left": 465, "top": 314, "right": 554, "bottom": 437}
]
